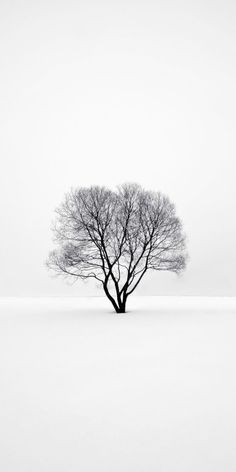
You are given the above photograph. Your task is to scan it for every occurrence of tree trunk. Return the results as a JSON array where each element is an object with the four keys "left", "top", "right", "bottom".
[
  {"left": 103, "top": 283, "right": 127, "bottom": 313},
  {"left": 116, "top": 296, "right": 127, "bottom": 313},
  {"left": 116, "top": 305, "right": 126, "bottom": 313}
]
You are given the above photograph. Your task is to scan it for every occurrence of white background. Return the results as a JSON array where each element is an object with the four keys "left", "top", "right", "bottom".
[
  {"left": 0, "top": 0, "right": 235, "bottom": 296},
  {"left": 1, "top": 296, "right": 236, "bottom": 472}
]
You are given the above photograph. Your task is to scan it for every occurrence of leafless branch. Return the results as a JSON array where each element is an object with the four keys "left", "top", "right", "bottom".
[{"left": 47, "top": 183, "right": 188, "bottom": 312}]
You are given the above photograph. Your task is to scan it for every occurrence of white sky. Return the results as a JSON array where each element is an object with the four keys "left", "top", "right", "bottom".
[{"left": 0, "top": 0, "right": 235, "bottom": 296}]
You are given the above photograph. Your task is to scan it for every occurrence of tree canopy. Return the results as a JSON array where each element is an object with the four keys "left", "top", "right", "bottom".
[{"left": 47, "top": 183, "right": 187, "bottom": 312}]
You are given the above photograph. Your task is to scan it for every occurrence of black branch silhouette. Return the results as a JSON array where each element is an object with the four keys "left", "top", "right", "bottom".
[{"left": 47, "top": 183, "right": 187, "bottom": 313}]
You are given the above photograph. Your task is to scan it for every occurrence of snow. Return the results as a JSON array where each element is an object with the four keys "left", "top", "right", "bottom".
[{"left": 0, "top": 296, "right": 236, "bottom": 472}]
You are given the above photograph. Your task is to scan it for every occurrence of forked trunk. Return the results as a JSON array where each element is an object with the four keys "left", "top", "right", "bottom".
[
  {"left": 103, "top": 282, "right": 127, "bottom": 313},
  {"left": 116, "top": 304, "right": 126, "bottom": 313},
  {"left": 116, "top": 297, "right": 127, "bottom": 313}
]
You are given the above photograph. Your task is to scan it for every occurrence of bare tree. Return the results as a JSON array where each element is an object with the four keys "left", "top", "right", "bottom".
[{"left": 47, "top": 183, "right": 187, "bottom": 313}]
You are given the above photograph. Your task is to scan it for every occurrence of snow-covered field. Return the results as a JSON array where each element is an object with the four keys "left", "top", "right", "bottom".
[{"left": 0, "top": 296, "right": 236, "bottom": 472}]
